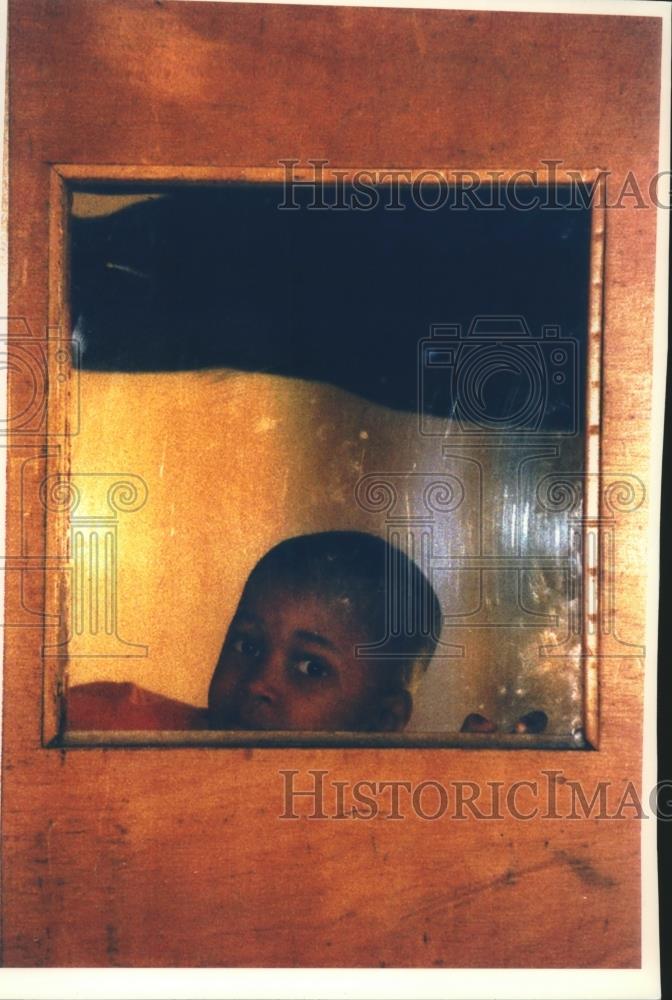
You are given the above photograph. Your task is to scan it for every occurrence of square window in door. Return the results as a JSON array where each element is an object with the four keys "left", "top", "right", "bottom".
[{"left": 41, "top": 165, "right": 618, "bottom": 749}]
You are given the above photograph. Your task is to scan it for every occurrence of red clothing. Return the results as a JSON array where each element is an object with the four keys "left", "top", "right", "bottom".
[{"left": 67, "top": 682, "right": 209, "bottom": 731}]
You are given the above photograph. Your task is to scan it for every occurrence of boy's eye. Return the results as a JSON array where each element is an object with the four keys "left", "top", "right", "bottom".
[
  {"left": 294, "top": 658, "right": 331, "bottom": 680},
  {"left": 230, "top": 635, "right": 261, "bottom": 658}
]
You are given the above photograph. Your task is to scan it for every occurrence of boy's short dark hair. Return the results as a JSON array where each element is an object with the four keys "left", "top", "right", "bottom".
[{"left": 245, "top": 530, "right": 442, "bottom": 695}]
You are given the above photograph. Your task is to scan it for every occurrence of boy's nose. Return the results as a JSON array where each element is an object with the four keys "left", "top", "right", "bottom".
[{"left": 245, "top": 656, "right": 283, "bottom": 704}]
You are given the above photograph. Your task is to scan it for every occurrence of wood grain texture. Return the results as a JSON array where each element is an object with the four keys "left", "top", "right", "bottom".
[{"left": 3, "top": 0, "right": 662, "bottom": 967}]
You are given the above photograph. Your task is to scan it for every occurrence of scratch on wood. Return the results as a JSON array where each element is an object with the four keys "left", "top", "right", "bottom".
[
  {"left": 402, "top": 850, "right": 617, "bottom": 922},
  {"left": 105, "top": 923, "right": 120, "bottom": 964},
  {"left": 555, "top": 850, "right": 618, "bottom": 888}
]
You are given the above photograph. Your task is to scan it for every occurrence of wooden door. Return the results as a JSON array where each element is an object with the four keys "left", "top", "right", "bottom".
[{"left": 3, "top": 0, "right": 663, "bottom": 968}]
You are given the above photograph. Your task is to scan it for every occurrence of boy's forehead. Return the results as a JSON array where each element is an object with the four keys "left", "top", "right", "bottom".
[{"left": 237, "top": 577, "right": 370, "bottom": 632}]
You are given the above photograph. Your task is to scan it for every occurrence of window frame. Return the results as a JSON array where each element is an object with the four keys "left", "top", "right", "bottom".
[{"left": 43, "top": 163, "right": 605, "bottom": 750}]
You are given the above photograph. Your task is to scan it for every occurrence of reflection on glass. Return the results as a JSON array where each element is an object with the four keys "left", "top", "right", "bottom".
[{"left": 60, "top": 182, "right": 594, "bottom": 744}]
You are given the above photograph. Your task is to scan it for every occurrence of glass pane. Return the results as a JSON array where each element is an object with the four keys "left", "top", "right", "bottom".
[{"left": 56, "top": 177, "right": 595, "bottom": 746}]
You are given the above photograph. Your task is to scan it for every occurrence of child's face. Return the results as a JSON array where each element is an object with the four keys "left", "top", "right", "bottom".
[{"left": 208, "top": 576, "right": 401, "bottom": 731}]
